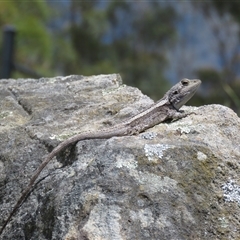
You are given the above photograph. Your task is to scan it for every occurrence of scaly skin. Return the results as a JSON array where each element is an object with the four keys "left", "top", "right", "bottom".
[{"left": 0, "top": 78, "right": 201, "bottom": 235}]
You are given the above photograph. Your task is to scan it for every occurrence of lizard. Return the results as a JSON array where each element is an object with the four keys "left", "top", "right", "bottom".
[{"left": 0, "top": 78, "right": 201, "bottom": 235}]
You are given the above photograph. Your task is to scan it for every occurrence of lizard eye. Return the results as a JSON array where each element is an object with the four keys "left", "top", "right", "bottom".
[{"left": 181, "top": 79, "right": 189, "bottom": 86}]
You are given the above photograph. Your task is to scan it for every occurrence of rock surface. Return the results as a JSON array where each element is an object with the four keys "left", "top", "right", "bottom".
[{"left": 0, "top": 74, "right": 240, "bottom": 240}]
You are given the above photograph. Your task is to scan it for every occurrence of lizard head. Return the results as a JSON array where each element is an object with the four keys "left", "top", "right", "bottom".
[{"left": 167, "top": 78, "right": 201, "bottom": 110}]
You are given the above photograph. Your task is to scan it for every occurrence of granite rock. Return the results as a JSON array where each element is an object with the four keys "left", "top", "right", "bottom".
[{"left": 0, "top": 74, "right": 240, "bottom": 240}]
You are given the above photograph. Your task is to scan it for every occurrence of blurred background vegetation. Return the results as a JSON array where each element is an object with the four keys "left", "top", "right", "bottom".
[{"left": 0, "top": 1, "right": 240, "bottom": 114}]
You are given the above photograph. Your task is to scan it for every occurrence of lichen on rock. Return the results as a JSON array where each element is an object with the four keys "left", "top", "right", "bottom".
[{"left": 1, "top": 74, "right": 240, "bottom": 239}]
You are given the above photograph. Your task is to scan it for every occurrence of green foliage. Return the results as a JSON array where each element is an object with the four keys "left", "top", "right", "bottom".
[
  {"left": 212, "top": 1, "right": 240, "bottom": 23},
  {"left": 196, "top": 68, "right": 240, "bottom": 114},
  {"left": 198, "top": 1, "right": 240, "bottom": 113},
  {"left": 0, "top": 1, "right": 177, "bottom": 100},
  {"left": 0, "top": 0, "right": 52, "bottom": 77},
  {"left": 68, "top": 1, "right": 176, "bottom": 99}
]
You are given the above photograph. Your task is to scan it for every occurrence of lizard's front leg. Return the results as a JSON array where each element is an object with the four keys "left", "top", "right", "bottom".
[{"left": 168, "top": 108, "right": 195, "bottom": 121}]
